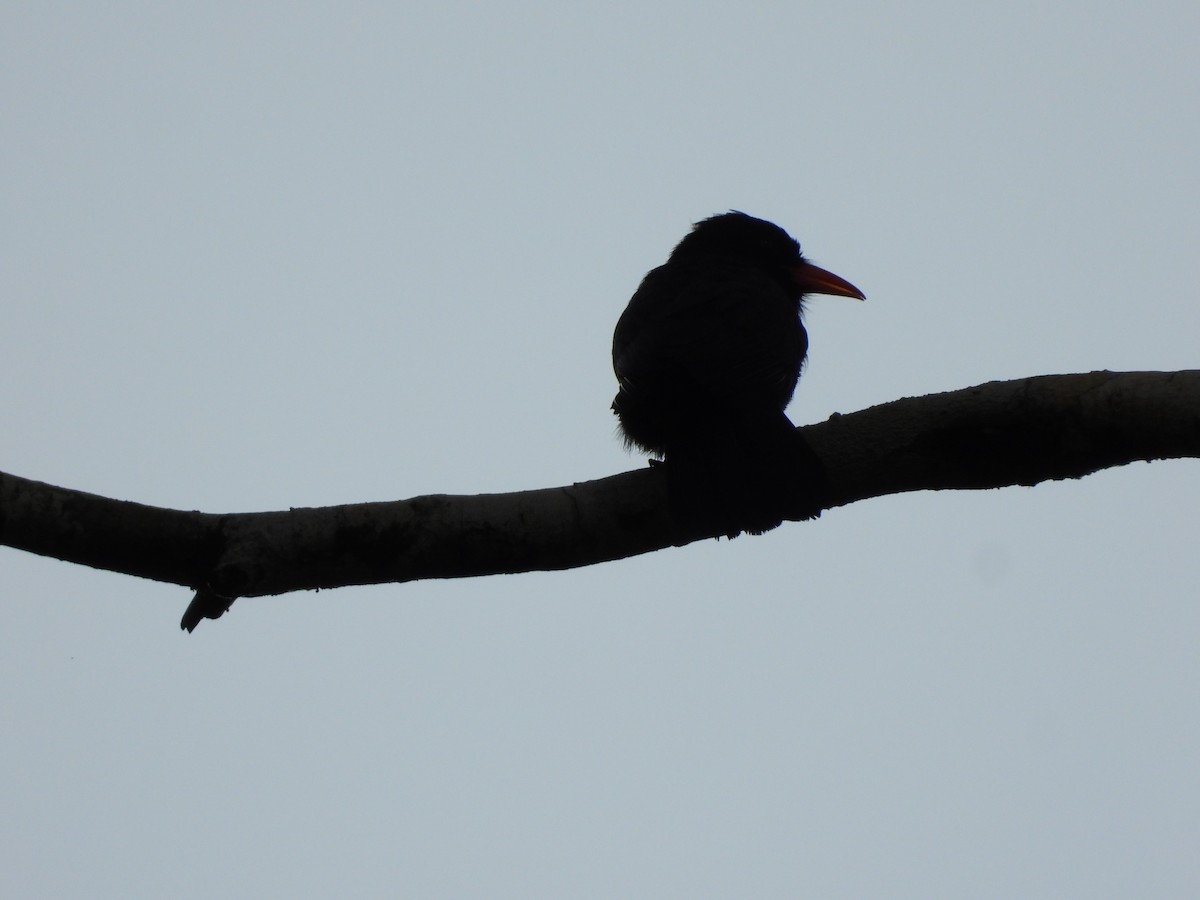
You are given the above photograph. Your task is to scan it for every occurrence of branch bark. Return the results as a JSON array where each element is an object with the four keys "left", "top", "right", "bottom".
[{"left": 2, "top": 371, "right": 1197, "bottom": 626}]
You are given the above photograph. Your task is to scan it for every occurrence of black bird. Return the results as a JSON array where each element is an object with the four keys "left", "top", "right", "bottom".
[{"left": 612, "top": 212, "right": 864, "bottom": 536}]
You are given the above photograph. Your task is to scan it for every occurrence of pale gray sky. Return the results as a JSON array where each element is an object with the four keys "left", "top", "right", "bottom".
[{"left": 3, "top": 2, "right": 1199, "bottom": 897}]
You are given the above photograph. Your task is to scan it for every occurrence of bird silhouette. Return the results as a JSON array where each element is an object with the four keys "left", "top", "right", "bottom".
[{"left": 612, "top": 212, "right": 864, "bottom": 537}]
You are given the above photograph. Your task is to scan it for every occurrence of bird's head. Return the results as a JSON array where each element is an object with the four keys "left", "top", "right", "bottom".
[{"left": 669, "top": 211, "right": 865, "bottom": 302}]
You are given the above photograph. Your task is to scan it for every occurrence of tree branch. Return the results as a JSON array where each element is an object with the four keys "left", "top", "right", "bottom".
[{"left": 3, "top": 371, "right": 1197, "bottom": 626}]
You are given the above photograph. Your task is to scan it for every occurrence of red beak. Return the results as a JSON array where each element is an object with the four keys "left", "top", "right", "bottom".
[{"left": 792, "top": 261, "right": 866, "bottom": 301}]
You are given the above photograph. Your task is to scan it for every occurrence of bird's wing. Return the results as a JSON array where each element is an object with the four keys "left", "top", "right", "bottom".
[{"left": 615, "top": 264, "right": 805, "bottom": 409}]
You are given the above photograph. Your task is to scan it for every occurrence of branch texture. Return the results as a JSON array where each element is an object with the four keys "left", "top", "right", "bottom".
[{"left": 2, "top": 371, "right": 1197, "bottom": 612}]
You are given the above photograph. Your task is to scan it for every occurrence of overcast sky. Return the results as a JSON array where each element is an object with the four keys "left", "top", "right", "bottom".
[{"left": 3, "top": 2, "right": 1199, "bottom": 897}]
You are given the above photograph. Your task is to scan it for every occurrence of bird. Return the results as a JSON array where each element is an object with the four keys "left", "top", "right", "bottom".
[{"left": 611, "top": 211, "right": 864, "bottom": 537}]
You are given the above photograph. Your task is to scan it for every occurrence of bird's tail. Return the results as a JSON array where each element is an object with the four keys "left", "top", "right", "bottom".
[{"left": 665, "top": 412, "right": 829, "bottom": 538}]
